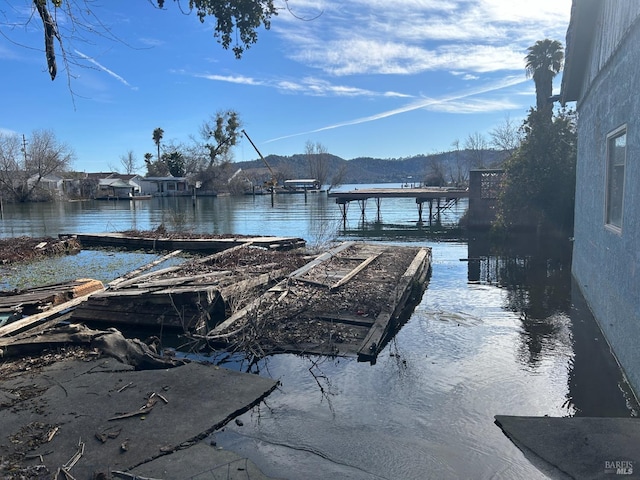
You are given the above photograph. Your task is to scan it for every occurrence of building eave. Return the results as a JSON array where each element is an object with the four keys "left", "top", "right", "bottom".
[{"left": 561, "top": 0, "right": 600, "bottom": 105}]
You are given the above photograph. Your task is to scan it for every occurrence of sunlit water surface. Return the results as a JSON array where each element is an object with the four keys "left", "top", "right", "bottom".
[{"left": 0, "top": 185, "right": 636, "bottom": 479}]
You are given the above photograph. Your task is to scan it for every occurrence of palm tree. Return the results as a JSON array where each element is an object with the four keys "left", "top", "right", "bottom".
[
  {"left": 525, "top": 39, "right": 564, "bottom": 120},
  {"left": 152, "top": 128, "right": 164, "bottom": 162}
]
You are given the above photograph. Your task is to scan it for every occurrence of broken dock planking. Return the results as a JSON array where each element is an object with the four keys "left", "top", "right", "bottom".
[
  {"left": 61, "top": 232, "right": 306, "bottom": 252},
  {"left": 203, "top": 242, "right": 432, "bottom": 363},
  {"left": 0, "top": 278, "right": 105, "bottom": 332},
  {"left": 69, "top": 244, "right": 304, "bottom": 333},
  {"left": 0, "top": 240, "right": 431, "bottom": 364}
]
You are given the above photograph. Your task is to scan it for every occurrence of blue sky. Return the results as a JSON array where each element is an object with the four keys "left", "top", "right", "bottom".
[{"left": 1, "top": 0, "right": 572, "bottom": 173}]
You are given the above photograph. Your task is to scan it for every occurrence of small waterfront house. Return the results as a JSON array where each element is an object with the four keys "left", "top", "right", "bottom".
[
  {"left": 95, "top": 174, "right": 143, "bottom": 199},
  {"left": 283, "top": 179, "right": 321, "bottom": 192},
  {"left": 28, "top": 174, "right": 64, "bottom": 199},
  {"left": 138, "top": 176, "right": 189, "bottom": 196},
  {"left": 561, "top": 0, "right": 640, "bottom": 394}
]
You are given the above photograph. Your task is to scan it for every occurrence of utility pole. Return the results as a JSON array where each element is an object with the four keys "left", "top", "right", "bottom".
[{"left": 22, "top": 134, "right": 28, "bottom": 164}]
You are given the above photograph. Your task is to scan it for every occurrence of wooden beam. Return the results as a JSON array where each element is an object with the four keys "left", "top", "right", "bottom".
[
  {"left": 330, "top": 252, "right": 381, "bottom": 290},
  {"left": 0, "top": 288, "right": 105, "bottom": 338},
  {"left": 288, "top": 242, "right": 354, "bottom": 278},
  {"left": 108, "top": 250, "right": 183, "bottom": 288}
]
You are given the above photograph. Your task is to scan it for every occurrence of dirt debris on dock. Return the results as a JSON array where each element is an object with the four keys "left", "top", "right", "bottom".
[
  {"left": 0, "top": 342, "right": 279, "bottom": 480},
  {"left": 196, "top": 242, "right": 432, "bottom": 361},
  {"left": 0, "top": 236, "right": 80, "bottom": 265},
  {"left": 1, "top": 237, "right": 432, "bottom": 363}
]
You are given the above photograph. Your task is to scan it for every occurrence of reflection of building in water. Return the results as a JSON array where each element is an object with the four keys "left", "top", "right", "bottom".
[
  {"left": 466, "top": 233, "right": 571, "bottom": 287},
  {"left": 466, "top": 233, "right": 638, "bottom": 414},
  {"left": 467, "top": 233, "right": 573, "bottom": 367},
  {"left": 467, "top": 169, "right": 503, "bottom": 229}
]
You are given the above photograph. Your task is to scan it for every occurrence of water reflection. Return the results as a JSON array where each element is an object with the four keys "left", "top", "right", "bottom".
[
  {"left": 465, "top": 232, "right": 637, "bottom": 416},
  {"left": 1, "top": 193, "right": 638, "bottom": 478},
  {"left": 467, "top": 232, "right": 573, "bottom": 369},
  {"left": 568, "top": 281, "right": 638, "bottom": 417}
]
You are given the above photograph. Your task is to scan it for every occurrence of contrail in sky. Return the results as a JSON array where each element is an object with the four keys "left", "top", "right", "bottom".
[
  {"left": 75, "top": 50, "right": 137, "bottom": 90},
  {"left": 265, "top": 75, "right": 527, "bottom": 143}
]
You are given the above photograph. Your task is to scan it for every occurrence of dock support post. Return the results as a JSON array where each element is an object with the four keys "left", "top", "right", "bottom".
[
  {"left": 376, "top": 198, "right": 382, "bottom": 222},
  {"left": 417, "top": 201, "right": 423, "bottom": 223},
  {"left": 338, "top": 201, "right": 348, "bottom": 229},
  {"left": 358, "top": 199, "right": 367, "bottom": 222},
  {"left": 428, "top": 200, "right": 433, "bottom": 226}
]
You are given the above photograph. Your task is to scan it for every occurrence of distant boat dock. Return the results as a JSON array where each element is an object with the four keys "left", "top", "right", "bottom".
[{"left": 328, "top": 187, "right": 469, "bottom": 226}]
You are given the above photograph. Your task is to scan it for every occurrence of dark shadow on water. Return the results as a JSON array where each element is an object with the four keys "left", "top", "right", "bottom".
[
  {"left": 568, "top": 281, "right": 638, "bottom": 417},
  {"left": 467, "top": 231, "right": 638, "bottom": 417},
  {"left": 341, "top": 221, "right": 467, "bottom": 241}
]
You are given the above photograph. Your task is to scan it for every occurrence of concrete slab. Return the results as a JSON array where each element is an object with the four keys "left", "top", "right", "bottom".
[
  {"left": 495, "top": 415, "right": 640, "bottom": 480},
  {"left": 0, "top": 357, "right": 278, "bottom": 479}
]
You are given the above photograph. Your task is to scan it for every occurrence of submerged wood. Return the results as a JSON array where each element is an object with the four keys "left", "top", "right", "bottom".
[{"left": 64, "top": 232, "right": 305, "bottom": 252}]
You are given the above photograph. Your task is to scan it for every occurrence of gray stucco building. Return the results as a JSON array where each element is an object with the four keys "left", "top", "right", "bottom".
[{"left": 562, "top": 1, "right": 640, "bottom": 395}]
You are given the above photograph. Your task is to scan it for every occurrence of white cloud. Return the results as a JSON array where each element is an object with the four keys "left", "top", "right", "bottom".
[
  {"left": 266, "top": 74, "right": 527, "bottom": 142},
  {"left": 272, "top": 0, "right": 571, "bottom": 77},
  {"left": 427, "top": 97, "right": 521, "bottom": 114},
  {"left": 194, "top": 72, "right": 410, "bottom": 98},
  {"left": 195, "top": 73, "right": 264, "bottom": 86},
  {"left": 74, "top": 50, "right": 137, "bottom": 90}
]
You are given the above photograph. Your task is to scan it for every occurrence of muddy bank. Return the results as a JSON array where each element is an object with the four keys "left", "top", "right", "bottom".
[{"left": 0, "top": 328, "right": 280, "bottom": 480}]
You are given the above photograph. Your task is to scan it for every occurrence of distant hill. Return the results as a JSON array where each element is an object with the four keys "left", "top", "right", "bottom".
[{"left": 232, "top": 150, "right": 506, "bottom": 186}]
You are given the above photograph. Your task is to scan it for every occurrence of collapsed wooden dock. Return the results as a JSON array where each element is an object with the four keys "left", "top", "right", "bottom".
[
  {"left": 204, "top": 242, "right": 432, "bottom": 362},
  {"left": 70, "top": 244, "right": 301, "bottom": 333},
  {"left": 1, "top": 241, "right": 431, "bottom": 363}
]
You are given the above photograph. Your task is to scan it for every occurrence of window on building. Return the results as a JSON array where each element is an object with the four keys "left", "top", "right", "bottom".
[{"left": 605, "top": 126, "right": 626, "bottom": 231}]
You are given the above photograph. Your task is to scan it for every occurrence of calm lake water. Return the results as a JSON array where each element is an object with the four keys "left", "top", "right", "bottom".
[{"left": 0, "top": 185, "right": 637, "bottom": 479}]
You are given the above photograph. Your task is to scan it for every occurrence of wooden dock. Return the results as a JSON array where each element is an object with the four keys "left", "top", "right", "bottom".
[
  {"left": 328, "top": 187, "right": 468, "bottom": 226},
  {"left": 69, "top": 245, "right": 302, "bottom": 333},
  {"left": 62, "top": 232, "right": 306, "bottom": 252},
  {"left": 1, "top": 242, "right": 431, "bottom": 363},
  {"left": 202, "top": 242, "right": 432, "bottom": 362}
]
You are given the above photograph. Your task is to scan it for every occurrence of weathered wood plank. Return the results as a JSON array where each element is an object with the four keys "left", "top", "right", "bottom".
[
  {"left": 127, "top": 271, "right": 233, "bottom": 289},
  {"left": 288, "top": 242, "right": 354, "bottom": 278},
  {"left": 109, "top": 265, "right": 182, "bottom": 290},
  {"left": 316, "top": 313, "right": 376, "bottom": 327},
  {"left": 192, "top": 242, "right": 253, "bottom": 264},
  {"left": 330, "top": 252, "right": 381, "bottom": 290},
  {"left": 218, "top": 269, "right": 287, "bottom": 298},
  {"left": 0, "top": 288, "right": 105, "bottom": 338},
  {"left": 357, "top": 309, "right": 392, "bottom": 358},
  {"left": 67, "top": 233, "right": 305, "bottom": 252},
  {"left": 108, "top": 250, "right": 183, "bottom": 288}
]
